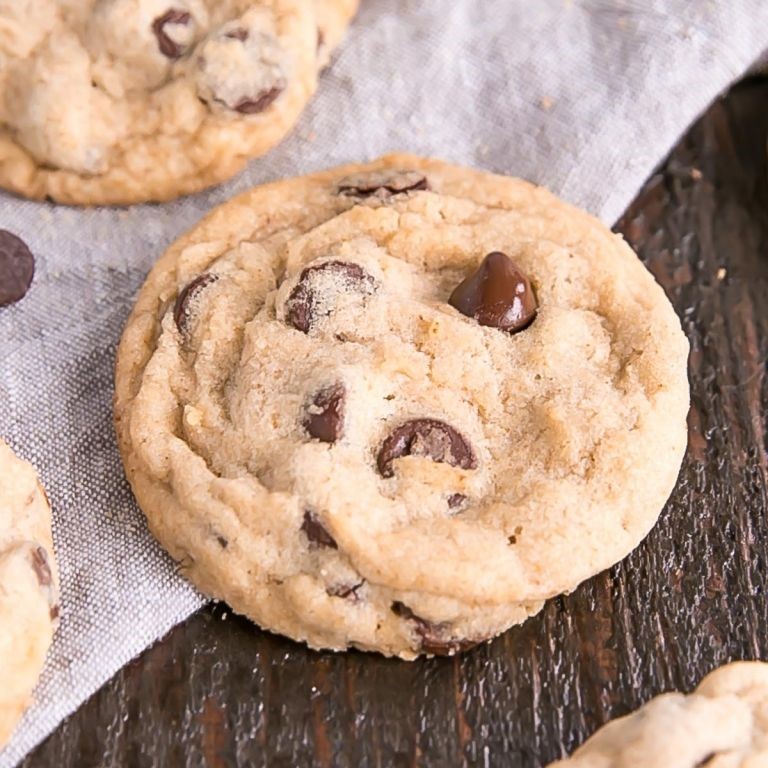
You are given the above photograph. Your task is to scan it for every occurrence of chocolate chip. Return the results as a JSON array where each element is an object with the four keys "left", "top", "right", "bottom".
[
  {"left": 0, "top": 230, "right": 34, "bottom": 308},
  {"left": 233, "top": 86, "right": 283, "bottom": 114},
  {"left": 216, "top": 535, "right": 228, "bottom": 549},
  {"left": 50, "top": 604, "right": 60, "bottom": 621},
  {"left": 447, "top": 493, "right": 467, "bottom": 511},
  {"left": 301, "top": 511, "right": 338, "bottom": 549},
  {"left": 328, "top": 580, "right": 364, "bottom": 600},
  {"left": 377, "top": 419, "right": 477, "bottom": 478},
  {"left": 285, "top": 261, "right": 375, "bottom": 333},
  {"left": 304, "top": 384, "right": 345, "bottom": 443},
  {"left": 173, "top": 273, "right": 218, "bottom": 336},
  {"left": 337, "top": 170, "right": 428, "bottom": 199},
  {"left": 198, "top": 29, "right": 286, "bottom": 115},
  {"left": 30, "top": 546, "right": 52, "bottom": 588},
  {"left": 391, "top": 602, "right": 478, "bottom": 656},
  {"left": 694, "top": 756, "right": 716, "bottom": 768},
  {"left": 449, "top": 251, "right": 537, "bottom": 333},
  {"left": 152, "top": 9, "right": 191, "bottom": 59},
  {"left": 225, "top": 28, "right": 249, "bottom": 42}
]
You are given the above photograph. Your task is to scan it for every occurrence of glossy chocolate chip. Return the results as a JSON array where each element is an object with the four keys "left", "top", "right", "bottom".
[
  {"left": 152, "top": 9, "right": 191, "bottom": 59},
  {"left": 0, "top": 230, "right": 34, "bottom": 308},
  {"left": 449, "top": 251, "right": 537, "bottom": 333},
  {"left": 301, "top": 511, "right": 338, "bottom": 549},
  {"left": 337, "top": 170, "right": 428, "bottom": 199},
  {"left": 30, "top": 546, "right": 52, "bottom": 588},
  {"left": 377, "top": 419, "right": 477, "bottom": 478},
  {"left": 285, "top": 261, "right": 375, "bottom": 333},
  {"left": 391, "top": 602, "right": 479, "bottom": 656},
  {"left": 328, "top": 580, "right": 364, "bottom": 600},
  {"left": 173, "top": 273, "right": 218, "bottom": 336},
  {"left": 304, "top": 384, "right": 345, "bottom": 443}
]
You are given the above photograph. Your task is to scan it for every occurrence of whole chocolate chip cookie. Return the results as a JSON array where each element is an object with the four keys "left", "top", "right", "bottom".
[
  {"left": 0, "top": 439, "right": 58, "bottom": 746},
  {"left": 114, "top": 154, "right": 689, "bottom": 659},
  {"left": 0, "top": 0, "right": 355, "bottom": 205},
  {"left": 547, "top": 662, "right": 768, "bottom": 767}
]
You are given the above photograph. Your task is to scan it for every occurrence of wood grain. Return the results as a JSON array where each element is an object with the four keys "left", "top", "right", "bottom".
[{"left": 23, "top": 77, "right": 768, "bottom": 768}]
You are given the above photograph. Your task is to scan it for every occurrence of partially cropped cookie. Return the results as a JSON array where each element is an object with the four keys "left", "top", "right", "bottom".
[
  {"left": 114, "top": 154, "right": 689, "bottom": 659},
  {"left": 0, "top": 440, "right": 58, "bottom": 747},
  {"left": 548, "top": 661, "right": 768, "bottom": 767},
  {"left": 0, "top": 0, "right": 355, "bottom": 205}
]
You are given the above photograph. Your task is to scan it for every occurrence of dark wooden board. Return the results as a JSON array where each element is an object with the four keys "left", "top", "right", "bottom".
[{"left": 23, "top": 77, "right": 768, "bottom": 768}]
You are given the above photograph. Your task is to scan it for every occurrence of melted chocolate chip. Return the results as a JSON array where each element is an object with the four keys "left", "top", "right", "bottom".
[
  {"left": 30, "top": 546, "right": 52, "bottom": 588},
  {"left": 328, "top": 580, "right": 364, "bottom": 600},
  {"left": 0, "top": 230, "right": 34, "bottom": 308},
  {"left": 173, "top": 273, "right": 218, "bottom": 336},
  {"left": 304, "top": 384, "right": 345, "bottom": 443},
  {"left": 301, "top": 511, "right": 338, "bottom": 549},
  {"left": 233, "top": 86, "right": 283, "bottom": 114},
  {"left": 285, "top": 261, "right": 375, "bottom": 333},
  {"left": 152, "top": 9, "right": 191, "bottom": 59},
  {"left": 449, "top": 251, "right": 537, "bottom": 333},
  {"left": 377, "top": 419, "right": 477, "bottom": 478},
  {"left": 337, "top": 170, "right": 428, "bottom": 199},
  {"left": 391, "top": 602, "right": 478, "bottom": 656}
]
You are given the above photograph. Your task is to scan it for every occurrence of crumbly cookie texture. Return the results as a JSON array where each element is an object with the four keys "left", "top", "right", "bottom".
[
  {"left": 547, "top": 661, "right": 768, "bottom": 767},
  {"left": 0, "top": 439, "right": 58, "bottom": 747},
  {"left": 0, "top": 0, "right": 354, "bottom": 205},
  {"left": 114, "top": 154, "right": 689, "bottom": 659}
]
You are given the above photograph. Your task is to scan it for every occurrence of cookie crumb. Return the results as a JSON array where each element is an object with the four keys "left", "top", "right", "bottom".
[
  {"left": 717, "top": 267, "right": 726, "bottom": 280},
  {"left": 538, "top": 96, "right": 555, "bottom": 111},
  {"left": 691, "top": 168, "right": 703, "bottom": 180}
]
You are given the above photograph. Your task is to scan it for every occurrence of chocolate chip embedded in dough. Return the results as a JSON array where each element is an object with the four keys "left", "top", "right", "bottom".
[
  {"left": 301, "top": 511, "right": 338, "bottom": 549},
  {"left": 233, "top": 86, "right": 283, "bottom": 114},
  {"left": 449, "top": 251, "right": 537, "bottom": 333},
  {"left": 0, "top": 230, "right": 35, "bottom": 308},
  {"left": 152, "top": 9, "right": 192, "bottom": 59},
  {"left": 337, "top": 170, "right": 428, "bottom": 199},
  {"left": 285, "top": 261, "right": 375, "bottom": 333},
  {"left": 30, "top": 546, "right": 52, "bottom": 588},
  {"left": 328, "top": 580, "right": 364, "bottom": 601},
  {"left": 173, "top": 273, "right": 218, "bottom": 336},
  {"left": 391, "top": 602, "right": 479, "bottom": 656},
  {"left": 304, "top": 384, "right": 345, "bottom": 443},
  {"left": 198, "top": 28, "right": 287, "bottom": 115},
  {"left": 377, "top": 419, "right": 477, "bottom": 478}
]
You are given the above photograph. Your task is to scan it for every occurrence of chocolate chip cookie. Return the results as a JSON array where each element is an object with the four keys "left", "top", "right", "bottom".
[
  {"left": 0, "top": 0, "right": 354, "bottom": 205},
  {"left": 114, "top": 154, "right": 689, "bottom": 658},
  {"left": 547, "top": 661, "right": 768, "bottom": 767},
  {"left": 0, "top": 439, "right": 58, "bottom": 747}
]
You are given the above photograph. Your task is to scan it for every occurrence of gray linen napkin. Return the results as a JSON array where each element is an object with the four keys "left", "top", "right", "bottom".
[{"left": 1, "top": 1, "right": 766, "bottom": 764}]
